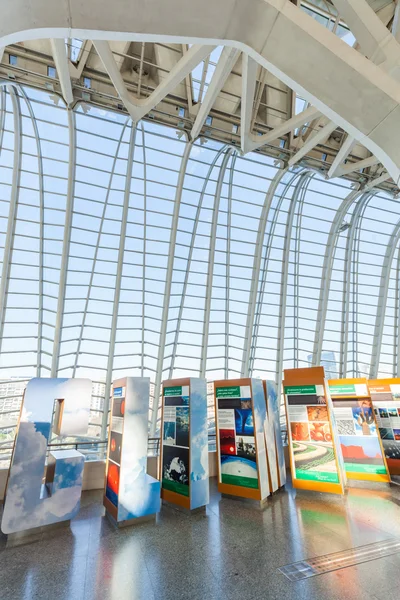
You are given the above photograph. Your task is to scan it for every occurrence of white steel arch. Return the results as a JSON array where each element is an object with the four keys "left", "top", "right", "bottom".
[
  {"left": 274, "top": 171, "right": 313, "bottom": 387},
  {"left": 0, "top": 88, "right": 22, "bottom": 354},
  {"left": 0, "top": 81, "right": 400, "bottom": 439},
  {"left": 151, "top": 140, "right": 192, "bottom": 436},
  {"left": 247, "top": 169, "right": 305, "bottom": 377},
  {"left": 370, "top": 218, "right": 400, "bottom": 378},
  {"left": 167, "top": 145, "right": 229, "bottom": 379},
  {"left": 50, "top": 108, "right": 76, "bottom": 377},
  {"left": 200, "top": 148, "right": 234, "bottom": 378},
  {"left": 241, "top": 167, "right": 288, "bottom": 377},
  {"left": 311, "top": 189, "right": 363, "bottom": 366},
  {"left": 340, "top": 191, "right": 376, "bottom": 377}
]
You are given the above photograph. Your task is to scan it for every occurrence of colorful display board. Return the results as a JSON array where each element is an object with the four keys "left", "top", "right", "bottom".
[
  {"left": 263, "top": 380, "right": 286, "bottom": 491},
  {"left": 368, "top": 379, "right": 400, "bottom": 476},
  {"left": 1, "top": 378, "right": 91, "bottom": 535},
  {"left": 214, "top": 378, "right": 276, "bottom": 502},
  {"left": 283, "top": 367, "right": 345, "bottom": 495},
  {"left": 328, "top": 378, "right": 389, "bottom": 482},
  {"left": 160, "top": 378, "right": 209, "bottom": 510},
  {"left": 104, "top": 377, "right": 161, "bottom": 525}
]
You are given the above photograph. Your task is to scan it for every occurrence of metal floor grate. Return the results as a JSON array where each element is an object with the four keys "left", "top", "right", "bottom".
[{"left": 279, "top": 538, "right": 400, "bottom": 581}]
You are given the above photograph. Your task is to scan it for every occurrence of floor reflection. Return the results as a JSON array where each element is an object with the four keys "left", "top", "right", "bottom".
[{"left": 0, "top": 476, "right": 399, "bottom": 600}]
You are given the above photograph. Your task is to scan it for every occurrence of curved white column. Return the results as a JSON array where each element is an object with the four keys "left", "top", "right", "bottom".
[
  {"left": 274, "top": 171, "right": 312, "bottom": 385},
  {"left": 200, "top": 148, "right": 234, "bottom": 377},
  {"left": 19, "top": 87, "right": 45, "bottom": 377},
  {"left": 0, "top": 87, "right": 22, "bottom": 354},
  {"left": 103, "top": 124, "right": 137, "bottom": 438},
  {"left": 51, "top": 108, "right": 76, "bottom": 377},
  {"left": 311, "top": 189, "right": 362, "bottom": 366},
  {"left": 241, "top": 167, "right": 289, "bottom": 377},
  {"left": 167, "top": 145, "right": 229, "bottom": 379},
  {"left": 369, "top": 218, "right": 400, "bottom": 378},
  {"left": 151, "top": 141, "right": 193, "bottom": 436},
  {"left": 340, "top": 192, "right": 375, "bottom": 377},
  {"left": 246, "top": 169, "right": 303, "bottom": 377}
]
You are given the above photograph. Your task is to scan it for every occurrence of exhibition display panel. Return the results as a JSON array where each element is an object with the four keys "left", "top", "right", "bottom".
[
  {"left": 283, "top": 367, "right": 346, "bottom": 495},
  {"left": 368, "top": 379, "right": 400, "bottom": 476},
  {"left": 104, "top": 377, "right": 161, "bottom": 526},
  {"left": 214, "top": 378, "right": 274, "bottom": 502},
  {"left": 6, "top": 370, "right": 400, "bottom": 544},
  {"left": 1, "top": 378, "right": 92, "bottom": 536},
  {"left": 160, "top": 378, "right": 209, "bottom": 510},
  {"left": 263, "top": 380, "right": 286, "bottom": 491},
  {"left": 328, "top": 378, "right": 389, "bottom": 482}
]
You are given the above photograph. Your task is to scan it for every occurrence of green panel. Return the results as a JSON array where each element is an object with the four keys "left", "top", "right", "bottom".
[
  {"left": 164, "top": 386, "right": 182, "bottom": 397},
  {"left": 284, "top": 385, "right": 316, "bottom": 395},
  {"left": 221, "top": 473, "right": 259, "bottom": 489},
  {"left": 344, "top": 463, "right": 387, "bottom": 475},
  {"left": 295, "top": 469, "right": 339, "bottom": 483},
  {"left": 162, "top": 479, "right": 189, "bottom": 496},
  {"left": 216, "top": 386, "right": 241, "bottom": 398},
  {"left": 329, "top": 384, "right": 356, "bottom": 395}
]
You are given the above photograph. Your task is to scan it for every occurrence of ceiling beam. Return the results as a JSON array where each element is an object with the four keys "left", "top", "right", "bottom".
[
  {"left": 93, "top": 40, "right": 213, "bottom": 122},
  {"left": 327, "top": 134, "right": 356, "bottom": 179},
  {"left": 182, "top": 44, "right": 194, "bottom": 114},
  {"left": 376, "top": 2, "right": 396, "bottom": 29},
  {"left": 331, "top": 0, "right": 400, "bottom": 67},
  {"left": 191, "top": 46, "right": 239, "bottom": 140},
  {"left": 297, "top": 112, "right": 322, "bottom": 145},
  {"left": 364, "top": 171, "right": 391, "bottom": 189},
  {"left": 393, "top": 0, "right": 400, "bottom": 43},
  {"left": 50, "top": 38, "right": 74, "bottom": 105},
  {"left": 250, "top": 69, "right": 266, "bottom": 132},
  {"left": 240, "top": 54, "right": 258, "bottom": 154},
  {"left": 69, "top": 40, "right": 93, "bottom": 79},
  {"left": 5, "top": 0, "right": 400, "bottom": 183},
  {"left": 288, "top": 121, "right": 337, "bottom": 167},
  {"left": 246, "top": 105, "right": 321, "bottom": 153},
  {"left": 340, "top": 154, "right": 380, "bottom": 175}
]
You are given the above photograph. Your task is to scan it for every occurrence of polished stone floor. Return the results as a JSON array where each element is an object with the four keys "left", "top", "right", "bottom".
[{"left": 1, "top": 475, "right": 400, "bottom": 600}]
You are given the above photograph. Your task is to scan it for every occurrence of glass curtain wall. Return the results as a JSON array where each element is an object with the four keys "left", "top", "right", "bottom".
[{"left": 0, "top": 83, "right": 399, "bottom": 449}]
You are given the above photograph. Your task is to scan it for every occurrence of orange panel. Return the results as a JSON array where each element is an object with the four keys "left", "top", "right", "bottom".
[
  {"left": 163, "top": 377, "right": 191, "bottom": 388},
  {"left": 368, "top": 378, "right": 400, "bottom": 389},
  {"left": 161, "top": 488, "right": 190, "bottom": 510},
  {"left": 283, "top": 366, "right": 325, "bottom": 386},
  {"left": 292, "top": 478, "right": 344, "bottom": 495},
  {"left": 103, "top": 495, "right": 118, "bottom": 520},
  {"left": 214, "top": 378, "right": 251, "bottom": 388},
  {"left": 329, "top": 377, "right": 365, "bottom": 385},
  {"left": 386, "top": 460, "right": 400, "bottom": 476},
  {"left": 283, "top": 368, "right": 345, "bottom": 495},
  {"left": 218, "top": 482, "right": 261, "bottom": 501}
]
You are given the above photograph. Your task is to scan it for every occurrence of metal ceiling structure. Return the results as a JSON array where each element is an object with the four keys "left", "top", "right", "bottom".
[
  {"left": 1, "top": 0, "right": 400, "bottom": 440},
  {"left": 2, "top": 0, "right": 400, "bottom": 192}
]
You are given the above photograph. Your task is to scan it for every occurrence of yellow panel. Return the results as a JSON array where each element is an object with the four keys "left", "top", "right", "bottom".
[
  {"left": 347, "top": 472, "right": 390, "bottom": 483},
  {"left": 292, "top": 478, "right": 344, "bottom": 495}
]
